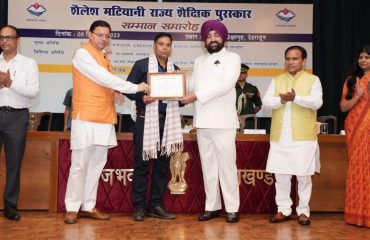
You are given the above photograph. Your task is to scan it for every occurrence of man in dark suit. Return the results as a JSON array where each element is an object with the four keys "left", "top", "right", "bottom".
[{"left": 125, "top": 32, "right": 181, "bottom": 221}]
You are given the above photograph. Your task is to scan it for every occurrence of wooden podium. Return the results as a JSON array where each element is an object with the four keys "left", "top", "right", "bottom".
[{"left": 0, "top": 132, "right": 348, "bottom": 212}]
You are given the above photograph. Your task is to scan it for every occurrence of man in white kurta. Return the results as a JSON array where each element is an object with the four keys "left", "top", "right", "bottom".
[
  {"left": 263, "top": 46, "right": 323, "bottom": 226},
  {"left": 181, "top": 20, "right": 241, "bottom": 223},
  {"left": 64, "top": 20, "right": 147, "bottom": 224}
]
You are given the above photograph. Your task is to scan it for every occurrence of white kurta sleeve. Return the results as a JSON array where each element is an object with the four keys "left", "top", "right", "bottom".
[
  {"left": 72, "top": 49, "right": 138, "bottom": 94},
  {"left": 262, "top": 80, "right": 283, "bottom": 109},
  {"left": 294, "top": 77, "right": 323, "bottom": 110}
]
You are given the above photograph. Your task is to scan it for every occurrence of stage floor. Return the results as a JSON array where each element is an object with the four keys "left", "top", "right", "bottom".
[{"left": 0, "top": 212, "right": 367, "bottom": 239}]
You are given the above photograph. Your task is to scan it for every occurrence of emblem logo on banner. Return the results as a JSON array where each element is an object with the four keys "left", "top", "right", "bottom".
[
  {"left": 276, "top": 8, "right": 296, "bottom": 24},
  {"left": 27, "top": 3, "right": 47, "bottom": 17}
]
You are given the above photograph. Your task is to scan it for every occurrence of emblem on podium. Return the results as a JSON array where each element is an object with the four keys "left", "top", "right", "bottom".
[{"left": 168, "top": 151, "right": 190, "bottom": 194}]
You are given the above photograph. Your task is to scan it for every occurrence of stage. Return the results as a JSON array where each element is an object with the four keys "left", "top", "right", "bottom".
[{"left": 0, "top": 211, "right": 368, "bottom": 240}]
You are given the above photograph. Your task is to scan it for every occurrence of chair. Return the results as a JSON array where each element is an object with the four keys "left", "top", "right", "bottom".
[
  {"left": 182, "top": 116, "right": 193, "bottom": 127},
  {"left": 317, "top": 115, "right": 338, "bottom": 134},
  {"left": 28, "top": 112, "right": 53, "bottom": 131},
  {"left": 238, "top": 114, "right": 257, "bottom": 132}
]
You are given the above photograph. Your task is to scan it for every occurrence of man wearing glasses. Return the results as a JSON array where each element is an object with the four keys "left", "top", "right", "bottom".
[
  {"left": 64, "top": 20, "right": 148, "bottom": 224},
  {"left": 0, "top": 25, "right": 39, "bottom": 221}
]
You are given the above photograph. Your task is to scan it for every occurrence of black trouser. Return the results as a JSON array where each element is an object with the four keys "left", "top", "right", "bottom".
[
  {"left": 0, "top": 109, "right": 29, "bottom": 210},
  {"left": 131, "top": 116, "right": 170, "bottom": 209}
]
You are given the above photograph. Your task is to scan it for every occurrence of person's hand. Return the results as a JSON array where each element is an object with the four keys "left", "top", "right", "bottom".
[
  {"left": 0, "top": 70, "right": 12, "bottom": 88},
  {"left": 180, "top": 93, "right": 197, "bottom": 104},
  {"left": 0, "top": 70, "right": 7, "bottom": 81},
  {"left": 137, "top": 82, "right": 149, "bottom": 94},
  {"left": 142, "top": 95, "right": 155, "bottom": 105},
  {"left": 355, "top": 78, "right": 364, "bottom": 99},
  {"left": 0, "top": 72, "right": 6, "bottom": 88},
  {"left": 0, "top": 70, "right": 10, "bottom": 88},
  {"left": 279, "top": 88, "right": 295, "bottom": 104},
  {"left": 4, "top": 70, "right": 12, "bottom": 87},
  {"left": 114, "top": 91, "right": 125, "bottom": 105}
]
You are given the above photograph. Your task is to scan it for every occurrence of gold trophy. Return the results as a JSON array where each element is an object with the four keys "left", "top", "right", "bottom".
[{"left": 168, "top": 151, "right": 190, "bottom": 194}]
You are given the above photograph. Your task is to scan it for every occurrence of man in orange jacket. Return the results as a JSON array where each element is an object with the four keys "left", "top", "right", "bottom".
[{"left": 64, "top": 20, "right": 148, "bottom": 224}]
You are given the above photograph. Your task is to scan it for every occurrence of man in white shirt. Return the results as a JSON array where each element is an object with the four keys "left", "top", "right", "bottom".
[
  {"left": 64, "top": 20, "right": 148, "bottom": 224},
  {"left": 263, "top": 46, "right": 323, "bottom": 226},
  {"left": 0, "top": 25, "right": 39, "bottom": 221},
  {"left": 181, "top": 20, "right": 241, "bottom": 223}
]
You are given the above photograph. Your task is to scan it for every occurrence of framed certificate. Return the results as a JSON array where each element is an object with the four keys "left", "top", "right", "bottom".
[{"left": 148, "top": 73, "right": 186, "bottom": 100}]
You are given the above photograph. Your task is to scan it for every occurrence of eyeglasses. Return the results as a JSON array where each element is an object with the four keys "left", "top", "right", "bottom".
[
  {"left": 0, "top": 35, "right": 18, "bottom": 42},
  {"left": 92, "top": 32, "right": 111, "bottom": 40}
]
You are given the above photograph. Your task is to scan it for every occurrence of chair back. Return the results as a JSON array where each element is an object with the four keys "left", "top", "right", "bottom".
[
  {"left": 317, "top": 115, "right": 338, "bottom": 134},
  {"left": 238, "top": 114, "right": 257, "bottom": 132},
  {"left": 182, "top": 116, "right": 193, "bottom": 127},
  {"left": 28, "top": 112, "right": 53, "bottom": 131}
]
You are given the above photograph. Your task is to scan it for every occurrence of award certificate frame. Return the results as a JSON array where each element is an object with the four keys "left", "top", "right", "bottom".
[{"left": 148, "top": 73, "right": 186, "bottom": 100}]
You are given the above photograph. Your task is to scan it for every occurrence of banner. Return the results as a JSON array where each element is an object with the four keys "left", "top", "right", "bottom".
[{"left": 8, "top": 1, "right": 313, "bottom": 116}]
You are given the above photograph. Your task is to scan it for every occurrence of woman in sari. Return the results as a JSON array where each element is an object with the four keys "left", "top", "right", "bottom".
[{"left": 340, "top": 44, "right": 370, "bottom": 228}]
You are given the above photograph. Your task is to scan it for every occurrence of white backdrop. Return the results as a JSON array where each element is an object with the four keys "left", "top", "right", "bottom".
[{"left": 8, "top": 1, "right": 313, "bottom": 117}]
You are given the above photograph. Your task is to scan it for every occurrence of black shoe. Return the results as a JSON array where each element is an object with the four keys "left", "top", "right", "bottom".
[
  {"left": 4, "top": 208, "right": 21, "bottom": 221},
  {"left": 133, "top": 208, "right": 145, "bottom": 221},
  {"left": 146, "top": 206, "right": 175, "bottom": 219},
  {"left": 198, "top": 210, "right": 219, "bottom": 221},
  {"left": 226, "top": 212, "right": 239, "bottom": 223}
]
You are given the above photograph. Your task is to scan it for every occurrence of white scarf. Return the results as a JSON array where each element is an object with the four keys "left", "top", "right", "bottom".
[{"left": 142, "top": 55, "right": 183, "bottom": 160}]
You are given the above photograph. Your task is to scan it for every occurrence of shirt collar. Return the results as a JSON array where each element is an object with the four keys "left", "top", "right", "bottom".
[
  {"left": 206, "top": 47, "right": 226, "bottom": 57},
  {"left": 0, "top": 52, "right": 20, "bottom": 63},
  {"left": 157, "top": 60, "right": 167, "bottom": 72},
  {"left": 235, "top": 82, "right": 244, "bottom": 89},
  {"left": 288, "top": 69, "right": 304, "bottom": 79}
]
